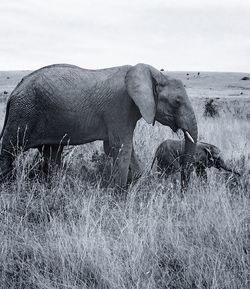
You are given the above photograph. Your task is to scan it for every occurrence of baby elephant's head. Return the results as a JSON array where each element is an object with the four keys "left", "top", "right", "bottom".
[
  {"left": 197, "top": 142, "right": 224, "bottom": 169},
  {"left": 197, "top": 142, "right": 241, "bottom": 176}
]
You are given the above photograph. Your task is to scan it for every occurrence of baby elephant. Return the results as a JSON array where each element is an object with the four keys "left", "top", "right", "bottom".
[{"left": 152, "top": 139, "right": 240, "bottom": 181}]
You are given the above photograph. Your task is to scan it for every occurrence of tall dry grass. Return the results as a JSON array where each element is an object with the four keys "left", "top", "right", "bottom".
[{"left": 0, "top": 100, "right": 249, "bottom": 289}]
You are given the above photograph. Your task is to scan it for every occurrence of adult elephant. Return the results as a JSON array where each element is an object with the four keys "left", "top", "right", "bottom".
[{"left": 0, "top": 63, "right": 197, "bottom": 188}]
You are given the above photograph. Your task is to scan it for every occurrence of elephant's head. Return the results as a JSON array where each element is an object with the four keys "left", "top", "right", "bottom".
[
  {"left": 125, "top": 63, "right": 198, "bottom": 187},
  {"left": 196, "top": 143, "right": 218, "bottom": 168},
  {"left": 199, "top": 143, "right": 240, "bottom": 175}
]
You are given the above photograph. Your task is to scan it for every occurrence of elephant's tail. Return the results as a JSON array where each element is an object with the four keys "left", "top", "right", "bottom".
[
  {"left": 0, "top": 100, "right": 10, "bottom": 140},
  {"left": 151, "top": 154, "right": 157, "bottom": 170},
  {"left": 151, "top": 145, "right": 162, "bottom": 170}
]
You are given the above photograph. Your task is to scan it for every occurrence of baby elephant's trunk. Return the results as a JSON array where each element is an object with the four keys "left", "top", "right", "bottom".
[{"left": 219, "top": 159, "right": 241, "bottom": 176}]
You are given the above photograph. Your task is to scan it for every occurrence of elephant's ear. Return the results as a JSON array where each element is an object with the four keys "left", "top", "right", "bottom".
[
  {"left": 204, "top": 147, "right": 214, "bottom": 161},
  {"left": 125, "top": 63, "right": 165, "bottom": 124},
  {"left": 204, "top": 147, "right": 212, "bottom": 156}
]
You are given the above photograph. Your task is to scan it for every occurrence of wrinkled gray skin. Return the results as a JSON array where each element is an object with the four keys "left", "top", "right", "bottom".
[
  {"left": 152, "top": 139, "right": 240, "bottom": 181},
  {"left": 0, "top": 63, "right": 198, "bottom": 188}
]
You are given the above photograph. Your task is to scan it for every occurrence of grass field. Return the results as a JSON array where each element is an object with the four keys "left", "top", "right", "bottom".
[{"left": 0, "top": 70, "right": 249, "bottom": 288}]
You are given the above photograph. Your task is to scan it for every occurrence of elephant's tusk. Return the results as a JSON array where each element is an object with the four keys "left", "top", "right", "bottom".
[{"left": 184, "top": 130, "right": 195, "bottom": 143}]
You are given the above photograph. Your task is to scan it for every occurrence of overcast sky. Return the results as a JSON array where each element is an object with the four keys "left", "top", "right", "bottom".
[{"left": 0, "top": 0, "right": 249, "bottom": 72}]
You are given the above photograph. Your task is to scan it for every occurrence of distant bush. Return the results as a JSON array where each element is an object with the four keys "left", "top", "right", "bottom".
[
  {"left": 241, "top": 76, "right": 249, "bottom": 81},
  {"left": 203, "top": 99, "right": 219, "bottom": 118}
]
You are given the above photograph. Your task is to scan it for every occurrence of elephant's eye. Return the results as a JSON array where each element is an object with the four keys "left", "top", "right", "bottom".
[{"left": 174, "top": 97, "right": 181, "bottom": 107}]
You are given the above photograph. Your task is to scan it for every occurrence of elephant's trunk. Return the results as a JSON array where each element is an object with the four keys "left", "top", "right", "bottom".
[
  {"left": 219, "top": 159, "right": 241, "bottom": 176},
  {"left": 180, "top": 111, "right": 198, "bottom": 189}
]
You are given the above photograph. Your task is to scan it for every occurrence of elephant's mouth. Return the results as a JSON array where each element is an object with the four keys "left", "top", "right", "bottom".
[
  {"left": 156, "top": 113, "right": 195, "bottom": 143},
  {"left": 155, "top": 111, "right": 177, "bottom": 129},
  {"left": 170, "top": 123, "right": 178, "bottom": 132},
  {"left": 161, "top": 118, "right": 179, "bottom": 133}
]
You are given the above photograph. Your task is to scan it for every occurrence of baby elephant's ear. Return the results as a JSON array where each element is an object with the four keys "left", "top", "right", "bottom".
[
  {"left": 204, "top": 147, "right": 212, "bottom": 156},
  {"left": 125, "top": 63, "right": 164, "bottom": 124},
  {"left": 204, "top": 147, "right": 214, "bottom": 160}
]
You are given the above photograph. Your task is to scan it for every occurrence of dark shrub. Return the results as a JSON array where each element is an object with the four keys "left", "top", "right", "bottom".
[{"left": 203, "top": 99, "right": 219, "bottom": 118}]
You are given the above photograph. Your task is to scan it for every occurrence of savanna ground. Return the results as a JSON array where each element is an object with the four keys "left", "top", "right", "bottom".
[{"left": 0, "top": 70, "right": 249, "bottom": 289}]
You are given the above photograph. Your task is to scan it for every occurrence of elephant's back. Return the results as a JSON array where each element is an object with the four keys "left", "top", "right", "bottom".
[
  {"left": 158, "top": 139, "right": 183, "bottom": 153},
  {"left": 16, "top": 63, "right": 130, "bottom": 87},
  {"left": 10, "top": 64, "right": 130, "bottom": 111},
  {"left": 14, "top": 64, "right": 129, "bottom": 91},
  {"left": 12, "top": 64, "right": 84, "bottom": 93},
  {"left": 157, "top": 139, "right": 184, "bottom": 163}
]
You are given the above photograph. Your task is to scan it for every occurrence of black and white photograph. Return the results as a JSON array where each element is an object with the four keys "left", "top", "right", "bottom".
[{"left": 0, "top": 0, "right": 249, "bottom": 288}]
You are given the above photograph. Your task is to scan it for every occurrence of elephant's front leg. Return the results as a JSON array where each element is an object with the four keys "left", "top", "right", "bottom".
[
  {"left": 196, "top": 165, "right": 207, "bottom": 182},
  {"left": 103, "top": 140, "right": 141, "bottom": 184},
  {"left": 110, "top": 140, "right": 133, "bottom": 189}
]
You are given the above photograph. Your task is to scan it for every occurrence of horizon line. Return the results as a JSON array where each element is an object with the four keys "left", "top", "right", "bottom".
[{"left": 0, "top": 67, "right": 249, "bottom": 74}]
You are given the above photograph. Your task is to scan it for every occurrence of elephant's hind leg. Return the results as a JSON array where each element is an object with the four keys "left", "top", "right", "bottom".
[{"left": 38, "top": 145, "right": 63, "bottom": 174}]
